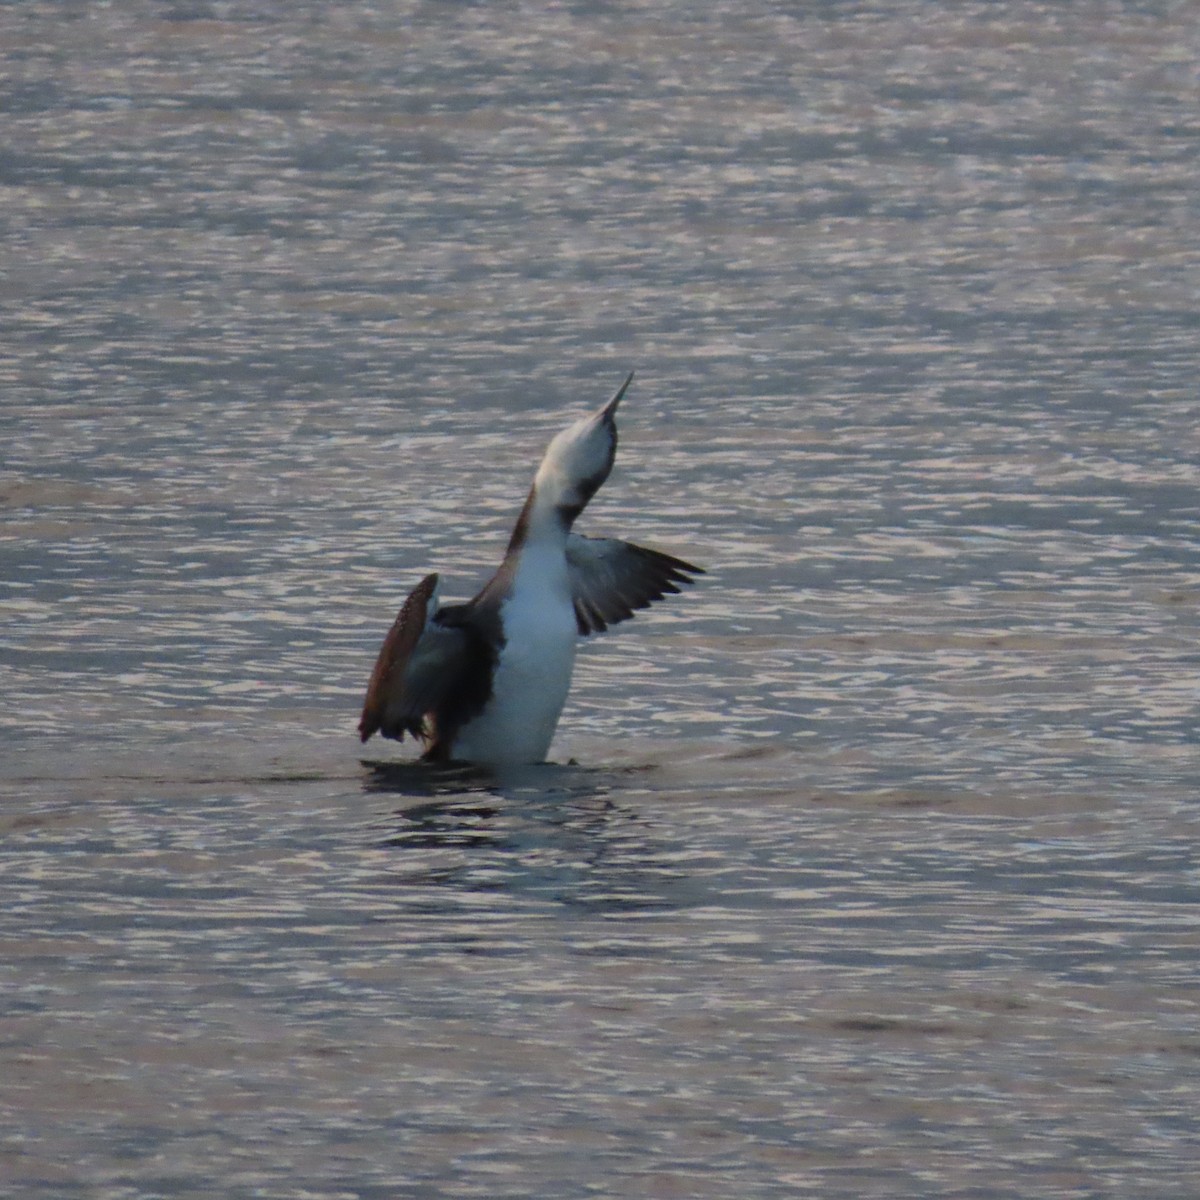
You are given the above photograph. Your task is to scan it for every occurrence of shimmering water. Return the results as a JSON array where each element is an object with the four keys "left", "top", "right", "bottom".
[{"left": 3, "top": 2, "right": 1199, "bottom": 1196}]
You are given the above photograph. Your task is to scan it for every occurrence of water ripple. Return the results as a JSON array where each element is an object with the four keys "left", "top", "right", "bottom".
[{"left": 4, "top": 2, "right": 1200, "bottom": 1196}]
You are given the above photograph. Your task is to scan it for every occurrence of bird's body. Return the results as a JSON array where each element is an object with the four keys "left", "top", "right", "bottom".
[
  {"left": 451, "top": 537, "right": 578, "bottom": 764},
  {"left": 359, "top": 373, "right": 701, "bottom": 764}
]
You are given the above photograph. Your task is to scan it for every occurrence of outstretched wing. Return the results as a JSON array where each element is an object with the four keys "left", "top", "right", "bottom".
[
  {"left": 359, "top": 574, "right": 472, "bottom": 743},
  {"left": 565, "top": 535, "right": 703, "bottom": 636}
]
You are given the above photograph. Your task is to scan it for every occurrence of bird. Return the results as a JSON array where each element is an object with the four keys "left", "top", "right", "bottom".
[{"left": 358, "top": 372, "right": 702, "bottom": 764}]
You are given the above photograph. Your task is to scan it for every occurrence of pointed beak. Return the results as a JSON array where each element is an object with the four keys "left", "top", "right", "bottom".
[{"left": 601, "top": 370, "right": 635, "bottom": 419}]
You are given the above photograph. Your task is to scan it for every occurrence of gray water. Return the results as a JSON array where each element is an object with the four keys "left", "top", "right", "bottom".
[{"left": 3, "top": 2, "right": 1200, "bottom": 1197}]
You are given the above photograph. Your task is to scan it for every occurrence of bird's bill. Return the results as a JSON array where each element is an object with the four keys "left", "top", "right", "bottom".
[{"left": 601, "top": 370, "right": 635, "bottom": 418}]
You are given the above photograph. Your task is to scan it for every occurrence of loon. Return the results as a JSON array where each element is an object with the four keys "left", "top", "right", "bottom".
[{"left": 358, "top": 372, "right": 702, "bottom": 764}]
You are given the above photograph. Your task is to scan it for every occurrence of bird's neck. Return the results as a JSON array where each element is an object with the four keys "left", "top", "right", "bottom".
[{"left": 505, "top": 484, "right": 573, "bottom": 559}]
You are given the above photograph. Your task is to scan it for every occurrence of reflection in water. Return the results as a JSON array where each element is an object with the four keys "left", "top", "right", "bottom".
[
  {"left": 368, "top": 761, "right": 691, "bottom": 915},
  {"left": 362, "top": 758, "right": 509, "bottom": 800}
]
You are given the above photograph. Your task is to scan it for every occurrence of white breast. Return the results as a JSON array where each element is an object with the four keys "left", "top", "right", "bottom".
[{"left": 449, "top": 543, "right": 578, "bottom": 765}]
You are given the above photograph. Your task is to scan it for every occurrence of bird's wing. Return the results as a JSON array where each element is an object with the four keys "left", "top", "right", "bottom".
[
  {"left": 359, "top": 574, "right": 473, "bottom": 743},
  {"left": 565, "top": 535, "right": 704, "bottom": 636}
]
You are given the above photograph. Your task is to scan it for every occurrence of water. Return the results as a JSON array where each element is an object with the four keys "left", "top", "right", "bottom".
[{"left": 3, "top": 2, "right": 1199, "bottom": 1196}]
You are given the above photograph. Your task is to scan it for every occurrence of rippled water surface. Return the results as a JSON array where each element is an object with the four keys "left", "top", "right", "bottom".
[{"left": 3, "top": 2, "right": 1200, "bottom": 1196}]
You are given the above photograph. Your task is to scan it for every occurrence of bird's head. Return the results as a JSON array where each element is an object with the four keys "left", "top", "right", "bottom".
[{"left": 533, "top": 371, "right": 632, "bottom": 523}]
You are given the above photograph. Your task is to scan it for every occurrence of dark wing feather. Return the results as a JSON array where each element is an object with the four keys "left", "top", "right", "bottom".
[
  {"left": 359, "top": 574, "right": 473, "bottom": 743},
  {"left": 565, "top": 535, "right": 704, "bottom": 636}
]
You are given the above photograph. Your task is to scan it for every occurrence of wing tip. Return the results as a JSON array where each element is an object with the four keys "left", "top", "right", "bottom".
[
  {"left": 661, "top": 552, "right": 705, "bottom": 579},
  {"left": 358, "top": 701, "right": 381, "bottom": 742}
]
